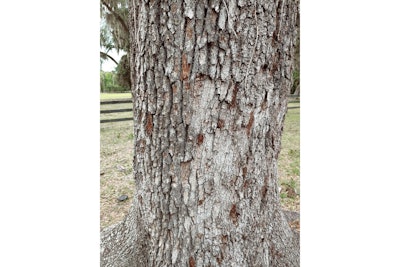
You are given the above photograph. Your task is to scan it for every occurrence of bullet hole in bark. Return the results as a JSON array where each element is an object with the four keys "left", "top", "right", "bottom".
[{"left": 181, "top": 54, "right": 190, "bottom": 81}]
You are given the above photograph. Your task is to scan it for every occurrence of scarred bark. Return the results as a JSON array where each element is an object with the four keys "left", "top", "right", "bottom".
[{"left": 101, "top": 0, "right": 299, "bottom": 266}]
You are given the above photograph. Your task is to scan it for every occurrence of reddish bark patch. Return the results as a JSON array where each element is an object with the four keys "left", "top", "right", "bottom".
[
  {"left": 269, "top": 243, "right": 284, "bottom": 259},
  {"left": 261, "top": 184, "right": 267, "bottom": 199},
  {"left": 246, "top": 111, "right": 255, "bottom": 136},
  {"left": 229, "top": 204, "right": 239, "bottom": 225},
  {"left": 261, "top": 98, "right": 268, "bottom": 110},
  {"left": 181, "top": 54, "right": 190, "bottom": 81},
  {"left": 198, "top": 199, "right": 204, "bottom": 206},
  {"left": 220, "top": 235, "right": 228, "bottom": 261},
  {"left": 242, "top": 167, "right": 247, "bottom": 178},
  {"left": 217, "top": 119, "right": 225, "bottom": 129},
  {"left": 136, "top": 139, "right": 146, "bottom": 153},
  {"left": 184, "top": 80, "right": 190, "bottom": 90},
  {"left": 211, "top": 10, "right": 218, "bottom": 24},
  {"left": 270, "top": 52, "right": 281, "bottom": 76},
  {"left": 221, "top": 235, "right": 228, "bottom": 244},
  {"left": 186, "top": 23, "right": 193, "bottom": 39},
  {"left": 243, "top": 180, "right": 249, "bottom": 189},
  {"left": 145, "top": 113, "right": 153, "bottom": 135},
  {"left": 189, "top": 256, "right": 196, "bottom": 267},
  {"left": 229, "top": 84, "right": 238, "bottom": 109},
  {"left": 172, "top": 83, "right": 178, "bottom": 94},
  {"left": 197, "top": 133, "right": 204, "bottom": 145}
]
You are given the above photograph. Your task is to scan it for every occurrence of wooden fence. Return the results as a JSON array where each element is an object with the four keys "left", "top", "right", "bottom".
[
  {"left": 100, "top": 95, "right": 300, "bottom": 123},
  {"left": 288, "top": 94, "right": 300, "bottom": 109},
  {"left": 100, "top": 99, "right": 133, "bottom": 123}
]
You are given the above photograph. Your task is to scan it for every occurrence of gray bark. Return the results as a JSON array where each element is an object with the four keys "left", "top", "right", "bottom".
[{"left": 101, "top": 0, "right": 299, "bottom": 266}]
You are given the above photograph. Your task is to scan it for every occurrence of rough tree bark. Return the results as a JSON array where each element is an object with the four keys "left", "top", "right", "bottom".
[{"left": 101, "top": 0, "right": 299, "bottom": 266}]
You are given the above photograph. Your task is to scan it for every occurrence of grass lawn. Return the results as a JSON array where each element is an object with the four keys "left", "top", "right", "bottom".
[
  {"left": 100, "top": 98, "right": 134, "bottom": 230},
  {"left": 100, "top": 92, "right": 131, "bottom": 100},
  {"left": 100, "top": 99, "right": 300, "bottom": 229},
  {"left": 278, "top": 101, "right": 300, "bottom": 212}
]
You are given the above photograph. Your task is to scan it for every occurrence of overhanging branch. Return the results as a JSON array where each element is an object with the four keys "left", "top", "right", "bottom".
[{"left": 100, "top": 51, "right": 119, "bottom": 65}]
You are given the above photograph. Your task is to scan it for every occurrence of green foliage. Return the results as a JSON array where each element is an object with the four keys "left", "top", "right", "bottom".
[
  {"left": 291, "top": 69, "right": 300, "bottom": 94},
  {"left": 115, "top": 54, "right": 131, "bottom": 89},
  {"left": 100, "top": 0, "right": 131, "bottom": 90},
  {"left": 100, "top": 71, "right": 129, "bottom": 93},
  {"left": 100, "top": 0, "right": 129, "bottom": 53},
  {"left": 100, "top": 20, "right": 114, "bottom": 53}
]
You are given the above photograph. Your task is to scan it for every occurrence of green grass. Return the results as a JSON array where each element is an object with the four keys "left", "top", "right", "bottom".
[{"left": 100, "top": 92, "right": 132, "bottom": 100}]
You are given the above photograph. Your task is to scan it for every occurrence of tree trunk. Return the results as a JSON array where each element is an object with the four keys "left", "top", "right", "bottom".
[{"left": 101, "top": 0, "right": 299, "bottom": 266}]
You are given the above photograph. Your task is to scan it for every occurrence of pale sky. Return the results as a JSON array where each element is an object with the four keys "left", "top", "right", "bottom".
[{"left": 100, "top": 49, "right": 126, "bottom": 72}]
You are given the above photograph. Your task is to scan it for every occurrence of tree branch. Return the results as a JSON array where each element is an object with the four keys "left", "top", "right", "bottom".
[
  {"left": 101, "top": 51, "right": 119, "bottom": 65},
  {"left": 101, "top": 0, "right": 129, "bottom": 35}
]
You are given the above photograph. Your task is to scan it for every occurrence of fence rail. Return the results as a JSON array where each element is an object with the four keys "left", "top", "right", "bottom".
[
  {"left": 101, "top": 108, "right": 132, "bottom": 114},
  {"left": 101, "top": 117, "right": 133, "bottom": 123},
  {"left": 100, "top": 99, "right": 132, "bottom": 105},
  {"left": 100, "top": 95, "right": 300, "bottom": 123},
  {"left": 288, "top": 94, "right": 300, "bottom": 109},
  {"left": 100, "top": 99, "right": 133, "bottom": 123}
]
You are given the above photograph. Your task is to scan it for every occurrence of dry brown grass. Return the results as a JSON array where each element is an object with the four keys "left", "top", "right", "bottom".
[
  {"left": 100, "top": 98, "right": 300, "bottom": 229},
  {"left": 278, "top": 102, "right": 300, "bottom": 213},
  {"left": 100, "top": 119, "right": 134, "bottom": 230}
]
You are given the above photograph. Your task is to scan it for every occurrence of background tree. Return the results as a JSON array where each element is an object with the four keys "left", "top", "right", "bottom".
[
  {"left": 101, "top": 0, "right": 300, "bottom": 266},
  {"left": 101, "top": 70, "right": 129, "bottom": 93},
  {"left": 100, "top": 0, "right": 131, "bottom": 90},
  {"left": 291, "top": 7, "right": 300, "bottom": 95},
  {"left": 115, "top": 54, "right": 131, "bottom": 89}
]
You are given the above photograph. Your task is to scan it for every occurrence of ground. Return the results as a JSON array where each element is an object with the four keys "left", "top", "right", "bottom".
[{"left": 100, "top": 93, "right": 300, "bottom": 230}]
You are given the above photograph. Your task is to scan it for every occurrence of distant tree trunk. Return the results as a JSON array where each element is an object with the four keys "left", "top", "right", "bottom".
[
  {"left": 101, "top": 0, "right": 299, "bottom": 266},
  {"left": 291, "top": 5, "right": 300, "bottom": 95}
]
